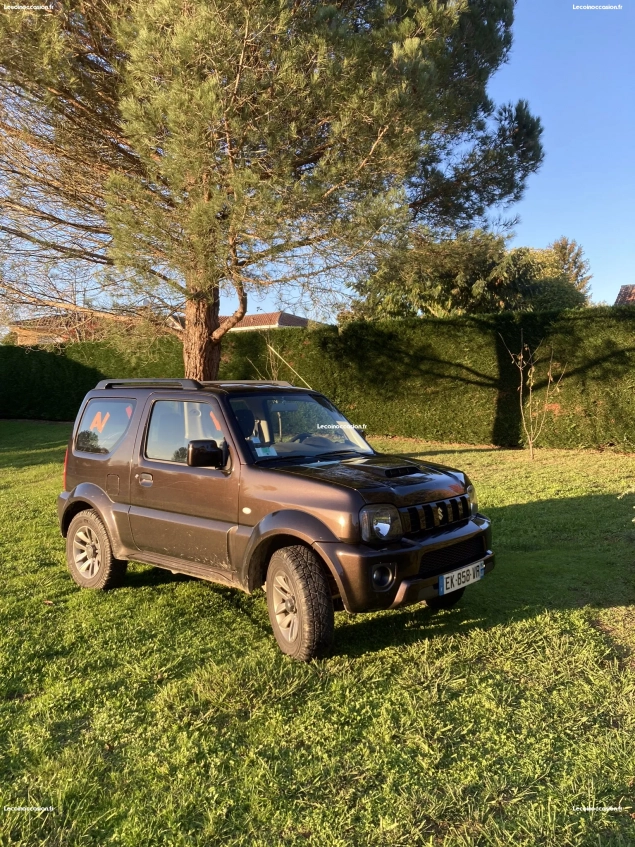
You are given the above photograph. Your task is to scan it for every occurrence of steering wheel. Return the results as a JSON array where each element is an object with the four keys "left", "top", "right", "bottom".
[{"left": 290, "top": 432, "right": 312, "bottom": 443}]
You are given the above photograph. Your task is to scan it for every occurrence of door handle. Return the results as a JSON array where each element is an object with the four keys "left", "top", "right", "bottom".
[{"left": 138, "top": 472, "right": 153, "bottom": 487}]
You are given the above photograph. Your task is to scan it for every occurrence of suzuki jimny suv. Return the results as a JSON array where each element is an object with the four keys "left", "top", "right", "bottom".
[{"left": 58, "top": 379, "right": 494, "bottom": 660}]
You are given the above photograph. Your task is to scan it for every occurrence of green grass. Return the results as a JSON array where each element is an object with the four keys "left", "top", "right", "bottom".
[{"left": 1, "top": 421, "right": 635, "bottom": 846}]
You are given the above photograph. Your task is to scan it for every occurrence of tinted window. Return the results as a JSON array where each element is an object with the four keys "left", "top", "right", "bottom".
[
  {"left": 76, "top": 399, "right": 136, "bottom": 454},
  {"left": 145, "top": 400, "right": 227, "bottom": 464}
]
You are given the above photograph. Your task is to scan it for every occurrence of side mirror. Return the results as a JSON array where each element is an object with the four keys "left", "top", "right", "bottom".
[{"left": 187, "top": 439, "right": 225, "bottom": 468}]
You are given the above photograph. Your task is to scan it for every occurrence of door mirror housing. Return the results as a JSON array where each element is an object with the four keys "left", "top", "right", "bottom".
[{"left": 187, "top": 439, "right": 225, "bottom": 468}]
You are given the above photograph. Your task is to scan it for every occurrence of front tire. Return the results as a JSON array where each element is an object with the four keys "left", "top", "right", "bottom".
[
  {"left": 265, "top": 545, "right": 334, "bottom": 661},
  {"left": 66, "top": 509, "right": 127, "bottom": 590}
]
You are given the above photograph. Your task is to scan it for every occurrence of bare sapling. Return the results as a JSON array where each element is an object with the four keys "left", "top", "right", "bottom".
[
  {"left": 247, "top": 334, "right": 312, "bottom": 388},
  {"left": 501, "top": 330, "right": 566, "bottom": 459}
]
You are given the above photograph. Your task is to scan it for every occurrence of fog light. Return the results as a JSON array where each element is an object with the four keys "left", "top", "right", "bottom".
[{"left": 372, "top": 563, "right": 396, "bottom": 591}]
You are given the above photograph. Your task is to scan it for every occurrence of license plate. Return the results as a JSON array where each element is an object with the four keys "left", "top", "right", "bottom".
[{"left": 438, "top": 560, "right": 485, "bottom": 595}]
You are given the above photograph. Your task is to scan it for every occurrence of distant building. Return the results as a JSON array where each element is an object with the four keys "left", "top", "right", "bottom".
[
  {"left": 9, "top": 310, "right": 315, "bottom": 345},
  {"left": 614, "top": 286, "right": 635, "bottom": 306},
  {"left": 8, "top": 315, "right": 99, "bottom": 346},
  {"left": 166, "top": 311, "right": 315, "bottom": 332}
]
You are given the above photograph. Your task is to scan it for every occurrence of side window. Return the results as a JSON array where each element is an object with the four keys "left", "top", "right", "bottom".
[
  {"left": 146, "top": 401, "right": 187, "bottom": 463},
  {"left": 75, "top": 399, "right": 136, "bottom": 454},
  {"left": 145, "top": 400, "right": 227, "bottom": 464}
]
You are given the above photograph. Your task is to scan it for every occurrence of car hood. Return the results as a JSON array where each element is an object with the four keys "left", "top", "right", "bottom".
[{"left": 271, "top": 453, "right": 467, "bottom": 507}]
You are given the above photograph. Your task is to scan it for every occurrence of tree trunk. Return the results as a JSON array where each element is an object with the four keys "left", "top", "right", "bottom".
[{"left": 183, "top": 290, "right": 221, "bottom": 380}]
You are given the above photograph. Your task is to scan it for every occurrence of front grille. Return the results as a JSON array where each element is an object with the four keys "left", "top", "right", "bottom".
[
  {"left": 418, "top": 535, "right": 486, "bottom": 579},
  {"left": 401, "top": 495, "right": 470, "bottom": 534}
]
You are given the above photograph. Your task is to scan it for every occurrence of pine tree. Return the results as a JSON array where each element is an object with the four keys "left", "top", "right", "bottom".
[{"left": 0, "top": 0, "right": 544, "bottom": 377}]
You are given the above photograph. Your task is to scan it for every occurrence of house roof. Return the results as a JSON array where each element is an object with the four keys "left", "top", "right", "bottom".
[
  {"left": 11, "top": 310, "right": 313, "bottom": 336},
  {"left": 223, "top": 311, "right": 309, "bottom": 329},
  {"left": 9, "top": 315, "right": 79, "bottom": 331},
  {"left": 169, "top": 311, "right": 310, "bottom": 331},
  {"left": 614, "top": 285, "right": 635, "bottom": 306}
]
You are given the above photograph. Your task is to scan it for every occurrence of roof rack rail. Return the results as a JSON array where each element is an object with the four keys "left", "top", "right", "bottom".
[
  {"left": 201, "top": 380, "right": 293, "bottom": 387},
  {"left": 95, "top": 378, "right": 202, "bottom": 390}
]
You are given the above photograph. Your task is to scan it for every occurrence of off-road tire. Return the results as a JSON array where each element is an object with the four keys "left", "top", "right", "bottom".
[
  {"left": 425, "top": 587, "right": 465, "bottom": 611},
  {"left": 265, "top": 545, "right": 334, "bottom": 661},
  {"left": 66, "top": 509, "right": 128, "bottom": 590}
]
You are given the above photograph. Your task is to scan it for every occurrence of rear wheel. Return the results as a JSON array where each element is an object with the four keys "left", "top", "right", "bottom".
[
  {"left": 66, "top": 509, "right": 127, "bottom": 590},
  {"left": 426, "top": 587, "right": 465, "bottom": 611},
  {"left": 265, "top": 545, "right": 334, "bottom": 661}
]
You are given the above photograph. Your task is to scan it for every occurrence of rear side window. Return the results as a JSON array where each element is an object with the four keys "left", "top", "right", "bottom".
[{"left": 75, "top": 398, "right": 136, "bottom": 454}]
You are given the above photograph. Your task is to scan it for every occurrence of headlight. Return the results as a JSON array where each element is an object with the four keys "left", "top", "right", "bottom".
[
  {"left": 360, "top": 504, "right": 403, "bottom": 542},
  {"left": 466, "top": 484, "right": 478, "bottom": 516}
]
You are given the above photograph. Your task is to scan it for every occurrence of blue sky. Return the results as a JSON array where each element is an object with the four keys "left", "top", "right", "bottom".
[
  {"left": 487, "top": 0, "right": 635, "bottom": 305},
  {"left": 227, "top": 0, "right": 635, "bottom": 316}
]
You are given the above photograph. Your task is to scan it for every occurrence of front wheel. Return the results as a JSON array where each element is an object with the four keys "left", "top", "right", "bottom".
[
  {"left": 66, "top": 509, "right": 127, "bottom": 590},
  {"left": 265, "top": 545, "right": 334, "bottom": 661},
  {"left": 425, "top": 587, "right": 465, "bottom": 611}
]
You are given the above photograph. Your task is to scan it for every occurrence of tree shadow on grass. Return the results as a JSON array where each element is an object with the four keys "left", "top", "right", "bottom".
[
  {"left": 0, "top": 446, "right": 69, "bottom": 471},
  {"left": 111, "top": 493, "right": 635, "bottom": 660},
  {"left": 0, "top": 421, "right": 71, "bottom": 469},
  {"left": 376, "top": 446, "right": 512, "bottom": 459},
  {"left": 332, "top": 492, "right": 635, "bottom": 658},
  {"left": 33, "top": 476, "right": 635, "bottom": 662}
]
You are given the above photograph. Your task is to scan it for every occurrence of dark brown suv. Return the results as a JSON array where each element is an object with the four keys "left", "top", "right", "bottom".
[{"left": 58, "top": 379, "right": 494, "bottom": 660}]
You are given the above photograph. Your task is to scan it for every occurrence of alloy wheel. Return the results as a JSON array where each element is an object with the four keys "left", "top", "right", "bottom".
[
  {"left": 272, "top": 571, "right": 299, "bottom": 642},
  {"left": 73, "top": 525, "right": 102, "bottom": 579}
]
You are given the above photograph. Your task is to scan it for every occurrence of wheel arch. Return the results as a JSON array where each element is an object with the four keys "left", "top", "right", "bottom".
[
  {"left": 60, "top": 484, "right": 128, "bottom": 559},
  {"left": 243, "top": 511, "right": 345, "bottom": 603},
  {"left": 61, "top": 499, "right": 96, "bottom": 537},
  {"left": 248, "top": 532, "right": 308, "bottom": 590}
]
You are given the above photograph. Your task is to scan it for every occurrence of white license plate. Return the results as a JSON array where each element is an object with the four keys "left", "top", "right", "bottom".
[{"left": 438, "top": 560, "right": 485, "bottom": 595}]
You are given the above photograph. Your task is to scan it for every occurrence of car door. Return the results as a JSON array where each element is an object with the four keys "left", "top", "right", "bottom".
[{"left": 128, "top": 396, "right": 239, "bottom": 570}]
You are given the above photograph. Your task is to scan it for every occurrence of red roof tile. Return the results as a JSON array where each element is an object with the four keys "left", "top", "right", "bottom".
[
  {"left": 218, "top": 311, "right": 309, "bottom": 329},
  {"left": 614, "top": 286, "right": 635, "bottom": 306},
  {"left": 170, "top": 311, "right": 310, "bottom": 330}
]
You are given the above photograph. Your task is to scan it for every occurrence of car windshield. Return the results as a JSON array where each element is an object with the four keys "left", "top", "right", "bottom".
[{"left": 228, "top": 392, "right": 374, "bottom": 461}]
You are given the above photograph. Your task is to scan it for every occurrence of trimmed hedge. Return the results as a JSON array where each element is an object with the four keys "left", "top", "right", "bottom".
[
  {"left": 1, "top": 308, "right": 634, "bottom": 448},
  {"left": 0, "top": 337, "right": 184, "bottom": 421},
  {"left": 259, "top": 309, "right": 635, "bottom": 450},
  {"left": 517, "top": 309, "right": 635, "bottom": 450}
]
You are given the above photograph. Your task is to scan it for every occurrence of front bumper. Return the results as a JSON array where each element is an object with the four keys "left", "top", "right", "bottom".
[{"left": 313, "top": 515, "right": 494, "bottom": 613}]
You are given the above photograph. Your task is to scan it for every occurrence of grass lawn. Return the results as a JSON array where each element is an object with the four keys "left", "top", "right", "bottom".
[{"left": 1, "top": 420, "right": 635, "bottom": 846}]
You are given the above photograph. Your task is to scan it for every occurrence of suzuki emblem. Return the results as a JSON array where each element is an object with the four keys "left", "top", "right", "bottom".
[{"left": 437, "top": 507, "right": 443, "bottom": 522}]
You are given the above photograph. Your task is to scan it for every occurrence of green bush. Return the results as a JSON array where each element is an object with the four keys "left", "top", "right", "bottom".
[{"left": 1, "top": 309, "right": 634, "bottom": 448}]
